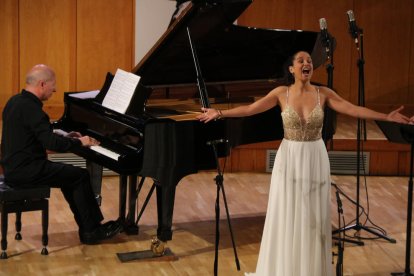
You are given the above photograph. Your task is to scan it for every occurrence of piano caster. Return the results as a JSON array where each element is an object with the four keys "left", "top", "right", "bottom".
[{"left": 151, "top": 236, "right": 166, "bottom": 256}]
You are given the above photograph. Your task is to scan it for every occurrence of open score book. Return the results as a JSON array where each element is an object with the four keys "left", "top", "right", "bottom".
[{"left": 102, "top": 68, "right": 140, "bottom": 114}]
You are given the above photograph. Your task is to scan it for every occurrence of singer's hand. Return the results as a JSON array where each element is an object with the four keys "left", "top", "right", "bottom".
[
  {"left": 386, "top": 106, "right": 411, "bottom": 124},
  {"left": 197, "top": 107, "right": 221, "bottom": 123}
]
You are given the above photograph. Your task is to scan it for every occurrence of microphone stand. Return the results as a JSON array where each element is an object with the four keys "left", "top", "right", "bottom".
[
  {"left": 187, "top": 27, "right": 240, "bottom": 275},
  {"left": 320, "top": 27, "right": 360, "bottom": 248},
  {"left": 335, "top": 189, "right": 344, "bottom": 276},
  {"left": 322, "top": 31, "right": 336, "bottom": 147},
  {"left": 208, "top": 139, "right": 240, "bottom": 276},
  {"left": 392, "top": 143, "right": 414, "bottom": 276},
  {"left": 322, "top": 29, "right": 362, "bottom": 248},
  {"left": 332, "top": 21, "right": 396, "bottom": 245}
]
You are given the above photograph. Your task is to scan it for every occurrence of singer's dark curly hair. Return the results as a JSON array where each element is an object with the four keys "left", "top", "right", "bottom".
[{"left": 279, "top": 50, "right": 310, "bottom": 86}]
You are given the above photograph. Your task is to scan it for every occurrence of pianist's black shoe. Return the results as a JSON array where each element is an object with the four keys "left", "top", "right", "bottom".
[{"left": 79, "top": 220, "right": 122, "bottom": 245}]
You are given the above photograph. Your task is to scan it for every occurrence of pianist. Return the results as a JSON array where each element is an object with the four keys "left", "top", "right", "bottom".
[{"left": 0, "top": 64, "right": 121, "bottom": 245}]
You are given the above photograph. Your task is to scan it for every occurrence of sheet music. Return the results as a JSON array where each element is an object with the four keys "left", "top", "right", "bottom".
[
  {"left": 68, "top": 90, "right": 100, "bottom": 99},
  {"left": 102, "top": 68, "right": 140, "bottom": 114}
]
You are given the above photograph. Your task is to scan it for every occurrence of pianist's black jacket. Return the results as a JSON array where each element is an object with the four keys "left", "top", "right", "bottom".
[{"left": 1, "top": 90, "right": 81, "bottom": 184}]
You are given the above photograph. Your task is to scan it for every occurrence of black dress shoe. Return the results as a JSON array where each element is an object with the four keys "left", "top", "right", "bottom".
[{"left": 80, "top": 220, "right": 122, "bottom": 245}]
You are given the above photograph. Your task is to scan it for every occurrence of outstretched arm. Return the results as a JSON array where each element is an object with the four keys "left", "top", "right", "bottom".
[
  {"left": 197, "top": 87, "right": 281, "bottom": 123},
  {"left": 324, "top": 87, "right": 411, "bottom": 124}
]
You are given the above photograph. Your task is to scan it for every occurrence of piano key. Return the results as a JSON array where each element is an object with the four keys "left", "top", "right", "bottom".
[{"left": 90, "top": 145, "right": 121, "bottom": 160}]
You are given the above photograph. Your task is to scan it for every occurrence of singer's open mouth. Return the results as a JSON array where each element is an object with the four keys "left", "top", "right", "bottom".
[{"left": 302, "top": 68, "right": 311, "bottom": 75}]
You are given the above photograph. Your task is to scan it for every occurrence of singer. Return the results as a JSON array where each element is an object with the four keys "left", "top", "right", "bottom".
[{"left": 197, "top": 51, "right": 413, "bottom": 276}]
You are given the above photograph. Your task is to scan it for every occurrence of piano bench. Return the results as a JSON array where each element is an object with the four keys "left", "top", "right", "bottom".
[{"left": 0, "top": 176, "right": 50, "bottom": 259}]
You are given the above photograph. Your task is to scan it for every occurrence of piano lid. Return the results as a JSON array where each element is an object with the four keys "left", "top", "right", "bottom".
[{"left": 133, "top": 0, "right": 326, "bottom": 87}]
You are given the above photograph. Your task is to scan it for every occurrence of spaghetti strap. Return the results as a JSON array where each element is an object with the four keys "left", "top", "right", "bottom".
[
  {"left": 316, "top": 86, "right": 321, "bottom": 106},
  {"left": 286, "top": 87, "right": 290, "bottom": 106}
]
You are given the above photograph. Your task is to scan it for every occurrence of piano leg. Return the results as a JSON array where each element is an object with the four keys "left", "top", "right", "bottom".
[
  {"left": 125, "top": 175, "right": 139, "bottom": 235},
  {"left": 118, "top": 174, "right": 139, "bottom": 235},
  {"left": 86, "top": 161, "right": 103, "bottom": 205},
  {"left": 156, "top": 182, "right": 176, "bottom": 242},
  {"left": 119, "top": 174, "right": 128, "bottom": 225}
]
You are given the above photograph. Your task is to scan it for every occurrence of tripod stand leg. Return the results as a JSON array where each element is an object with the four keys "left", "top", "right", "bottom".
[
  {"left": 332, "top": 236, "right": 364, "bottom": 246},
  {"left": 219, "top": 181, "right": 241, "bottom": 271},
  {"left": 214, "top": 183, "right": 220, "bottom": 276},
  {"left": 208, "top": 140, "right": 240, "bottom": 275},
  {"left": 359, "top": 225, "right": 396, "bottom": 243},
  {"left": 332, "top": 225, "right": 364, "bottom": 246}
]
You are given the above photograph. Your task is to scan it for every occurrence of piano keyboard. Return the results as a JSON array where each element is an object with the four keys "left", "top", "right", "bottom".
[{"left": 90, "top": 145, "right": 120, "bottom": 161}]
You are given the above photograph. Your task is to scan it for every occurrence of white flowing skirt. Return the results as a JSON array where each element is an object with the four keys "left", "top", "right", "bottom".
[{"left": 247, "top": 139, "right": 332, "bottom": 276}]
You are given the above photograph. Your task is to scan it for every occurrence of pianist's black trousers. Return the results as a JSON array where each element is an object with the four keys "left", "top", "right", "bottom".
[{"left": 18, "top": 161, "right": 104, "bottom": 232}]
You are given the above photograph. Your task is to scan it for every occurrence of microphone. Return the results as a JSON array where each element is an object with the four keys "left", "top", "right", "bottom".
[
  {"left": 319, "top": 18, "right": 330, "bottom": 58},
  {"left": 346, "top": 10, "right": 360, "bottom": 49},
  {"left": 206, "top": 139, "right": 228, "bottom": 146}
]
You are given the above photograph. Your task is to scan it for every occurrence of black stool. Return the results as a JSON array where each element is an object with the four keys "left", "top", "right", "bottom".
[{"left": 0, "top": 176, "right": 50, "bottom": 259}]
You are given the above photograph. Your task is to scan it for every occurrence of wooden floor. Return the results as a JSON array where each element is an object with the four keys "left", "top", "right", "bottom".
[{"left": 1, "top": 172, "right": 413, "bottom": 276}]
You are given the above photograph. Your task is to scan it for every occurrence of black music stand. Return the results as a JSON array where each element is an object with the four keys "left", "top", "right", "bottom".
[{"left": 376, "top": 120, "right": 414, "bottom": 276}]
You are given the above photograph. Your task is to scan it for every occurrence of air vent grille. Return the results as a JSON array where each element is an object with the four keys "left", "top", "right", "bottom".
[{"left": 48, "top": 153, "right": 116, "bottom": 176}]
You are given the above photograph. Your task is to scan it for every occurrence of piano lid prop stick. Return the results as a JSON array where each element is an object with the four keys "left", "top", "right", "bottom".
[{"left": 186, "top": 27, "right": 211, "bottom": 109}]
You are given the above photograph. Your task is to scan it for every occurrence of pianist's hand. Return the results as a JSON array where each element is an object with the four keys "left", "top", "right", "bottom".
[
  {"left": 66, "top": 131, "right": 82, "bottom": 138},
  {"left": 410, "top": 116, "right": 414, "bottom": 125},
  {"left": 78, "top": 135, "right": 100, "bottom": 147}
]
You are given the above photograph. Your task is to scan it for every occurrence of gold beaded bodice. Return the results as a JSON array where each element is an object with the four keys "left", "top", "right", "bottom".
[{"left": 281, "top": 87, "right": 324, "bottom": 141}]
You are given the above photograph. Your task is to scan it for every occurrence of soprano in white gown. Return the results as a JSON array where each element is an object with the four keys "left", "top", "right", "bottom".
[{"left": 247, "top": 87, "right": 332, "bottom": 276}]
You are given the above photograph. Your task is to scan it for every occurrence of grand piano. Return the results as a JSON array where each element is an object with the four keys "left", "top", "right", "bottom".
[{"left": 54, "top": 0, "right": 328, "bottom": 242}]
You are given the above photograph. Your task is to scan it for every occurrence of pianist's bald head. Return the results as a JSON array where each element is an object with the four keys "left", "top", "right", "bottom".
[
  {"left": 25, "top": 64, "right": 57, "bottom": 101},
  {"left": 26, "top": 64, "right": 55, "bottom": 85}
]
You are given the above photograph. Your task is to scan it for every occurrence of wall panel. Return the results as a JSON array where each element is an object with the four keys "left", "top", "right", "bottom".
[
  {"left": 0, "top": 0, "right": 19, "bottom": 109},
  {"left": 238, "top": 0, "right": 413, "bottom": 113},
  {"left": 238, "top": 0, "right": 296, "bottom": 30},
  {"left": 76, "top": 0, "right": 134, "bottom": 92},
  {"left": 409, "top": 1, "right": 414, "bottom": 112},
  {"left": 353, "top": 0, "right": 412, "bottom": 107},
  {"left": 0, "top": 0, "right": 412, "bottom": 120},
  {"left": 19, "top": 0, "right": 76, "bottom": 117},
  {"left": 239, "top": 0, "right": 355, "bottom": 98},
  {"left": 298, "top": 0, "right": 354, "bottom": 98}
]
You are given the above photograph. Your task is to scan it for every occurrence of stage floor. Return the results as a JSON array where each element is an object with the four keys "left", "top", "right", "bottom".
[{"left": 0, "top": 173, "right": 412, "bottom": 275}]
